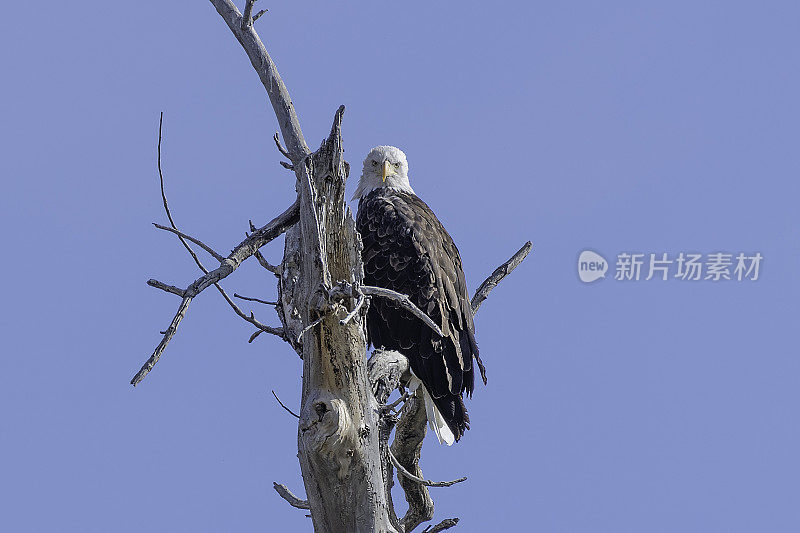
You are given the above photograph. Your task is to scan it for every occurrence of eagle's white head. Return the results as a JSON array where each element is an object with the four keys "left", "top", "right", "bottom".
[{"left": 351, "top": 145, "right": 414, "bottom": 201}]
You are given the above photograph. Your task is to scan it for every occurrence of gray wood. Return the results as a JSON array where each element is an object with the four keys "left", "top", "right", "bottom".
[
  {"left": 134, "top": 4, "right": 533, "bottom": 531},
  {"left": 286, "top": 108, "right": 397, "bottom": 532}
]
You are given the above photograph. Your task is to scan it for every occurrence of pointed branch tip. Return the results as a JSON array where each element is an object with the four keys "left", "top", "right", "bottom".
[
  {"left": 272, "top": 390, "right": 300, "bottom": 419},
  {"left": 273, "top": 482, "right": 310, "bottom": 510},
  {"left": 470, "top": 240, "right": 532, "bottom": 314},
  {"left": 388, "top": 449, "right": 467, "bottom": 488}
]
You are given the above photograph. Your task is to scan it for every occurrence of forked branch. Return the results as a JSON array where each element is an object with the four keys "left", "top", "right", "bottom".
[
  {"left": 241, "top": 0, "right": 256, "bottom": 29},
  {"left": 132, "top": 202, "right": 296, "bottom": 385},
  {"left": 131, "top": 114, "right": 296, "bottom": 386}
]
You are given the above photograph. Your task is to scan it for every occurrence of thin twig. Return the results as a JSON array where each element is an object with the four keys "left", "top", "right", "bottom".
[
  {"left": 147, "top": 279, "right": 184, "bottom": 297},
  {"left": 153, "top": 117, "right": 277, "bottom": 340},
  {"left": 153, "top": 223, "right": 226, "bottom": 263},
  {"left": 253, "top": 250, "right": 280, "bottom": 275},
  {"left": 388, "top": 449, "right": 467, "bottom": 488},
  {"left": 155, "top": 112, "right": 207, "bottom": 274},
  {"left": 218, "top": 289, "right": 285, "bottom": 339},
  {"left": 131, "top": 116, "right": 297, "bottom": 386},
  {"left": 339, "top": 291, "right": 366, "bottom": 325},
  {"left": 471, "top": 241, "right": 532, "bottom": 314},
  {"left": 362, "top": 286, "right": 444, "bottom": 337},
  {"left": 271, "top": 390, "right": 300, "bottom": 419},
  {"left": 423, "top": 518, "right": 460, "bottom": 533},
  {"left": 248, "top": 220, "right": 281, "bottom": 274},
  {"left": 154, "top": 113, "right": 236, "bottom": 313},
  {"left": 252, "top": 8, "right": 267, "bottom": 23},
  {"left": 246, "top": 222, "right": 281, "bottom": 275},
  {"left": 154, "top": 113, "right": 283, "bottom": 338},
  {"left": 234, "top": 293, "right": 277, "bottom": 306},
  {"left": 273, "top": 482, "right": 310, "bottom": 510},
  {"left": 273, "top": 132, "right": 291, "bottom": 160},
  {"left": 296, "top": 315, "right": 324, "bottom": 344}
]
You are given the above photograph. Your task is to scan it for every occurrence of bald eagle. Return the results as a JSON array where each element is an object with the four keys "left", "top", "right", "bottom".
[{"left": 354, "top": 146, "right": 486, "bottom": 445}]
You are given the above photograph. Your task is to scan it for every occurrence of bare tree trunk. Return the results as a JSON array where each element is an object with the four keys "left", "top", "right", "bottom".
[{"left": 286, "top": 109, "right": 397, "bottom": 532}]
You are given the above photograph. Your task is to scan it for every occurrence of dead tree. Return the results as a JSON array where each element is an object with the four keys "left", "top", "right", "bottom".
[{"left": 132, "top": 2, "right": 531, "bottom": 532}]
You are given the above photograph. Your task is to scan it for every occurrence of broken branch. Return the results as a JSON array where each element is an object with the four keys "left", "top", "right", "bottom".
[
  {"left": 234, "top": 293, "right": 277, "bottom": 306},
  {"left": 423, "top": 518, "right": 460, "bottom": 533},
  {"left": 252, "top": 8, "right": 267, "bottom": 23},
  {"left": 131, "top": 296, "right": 192, "bottom": 386},
  {"left": 273, "top": 131, "right": 291, "bottom": 160},
  {"left": 273, "top": 482, "right": 310, "bottom": 510},
  {"left": 471, "top": 241, "right": 532, "bottom": 314},
  {"left": 296, "top": 315, "right": 324, "bottom": 344},
  {"left": 153, "top": 223, "right": 226, "bottom": 263},
  {"left": 147, "top": 279, "right": 184, "bottom": 297}
]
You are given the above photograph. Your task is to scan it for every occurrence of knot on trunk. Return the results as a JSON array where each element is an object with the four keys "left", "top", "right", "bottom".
[{"left": 300, "top": 394, "right": 356, "bottom": 481}]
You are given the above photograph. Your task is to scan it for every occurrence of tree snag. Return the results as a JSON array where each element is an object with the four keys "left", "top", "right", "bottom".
[{"left": 133, "top": 2, "right": 532, "bottom": 531}]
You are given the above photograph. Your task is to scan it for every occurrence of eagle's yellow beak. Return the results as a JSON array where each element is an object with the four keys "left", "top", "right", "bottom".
[{"left": 382, "top": 160, "right": 389, "bottom": 183}]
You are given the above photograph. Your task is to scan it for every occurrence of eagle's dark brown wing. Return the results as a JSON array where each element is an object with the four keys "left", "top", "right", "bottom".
[{"left": 356, "top": 188, "right": 485, "bottom": 441}]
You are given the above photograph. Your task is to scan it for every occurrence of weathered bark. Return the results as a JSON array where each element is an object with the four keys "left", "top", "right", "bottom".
[
  {"left": 391, "top": 393, "right": 434, "bottom": 532},
  {"left": 368, "top": 349, "right": 412, "bottom": 530},
  {"left": 281, "top": 108, "right": 396, "bottom": 532}
]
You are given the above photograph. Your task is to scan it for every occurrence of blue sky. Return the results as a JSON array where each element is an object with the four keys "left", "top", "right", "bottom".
[{"left": 1, "top": 1, "right": 799, "bottom": 531}]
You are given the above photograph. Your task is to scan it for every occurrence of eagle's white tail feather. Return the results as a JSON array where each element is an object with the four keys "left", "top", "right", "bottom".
[{"left": 407, "top": 374, "right": 455, "bottom": 446}]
